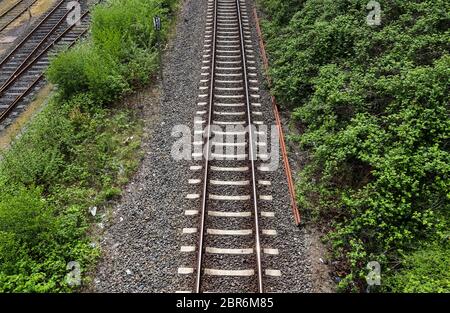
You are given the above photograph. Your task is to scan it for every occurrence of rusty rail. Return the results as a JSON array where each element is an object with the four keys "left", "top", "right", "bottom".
[{"left": 253, "top": 7, "right": 301, "bottom": 225}]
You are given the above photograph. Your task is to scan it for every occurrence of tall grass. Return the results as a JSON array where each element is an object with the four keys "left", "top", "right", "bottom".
[
  {"left": 0, "top": 0, "right": 178, "bottom": 292},
  {"left": 260, "top": 0, "right": 449, "bottom": 292},
  {"left": 47, "top": 0, "right": 177, "bottom": 103}
]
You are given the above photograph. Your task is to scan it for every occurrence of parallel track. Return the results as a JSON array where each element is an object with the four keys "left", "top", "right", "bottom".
[
  {"left": 185, "top": 0, "right": 280, "bottom": 293},
  {"left": 0, "top": 0, "right": 38, "bottom": 33},
  {"left": 0, "top": 0, "right": 91, "bottom": 126}
]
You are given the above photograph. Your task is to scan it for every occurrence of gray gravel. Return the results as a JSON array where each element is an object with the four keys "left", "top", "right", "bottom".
[
  {"left": 91, "top": 0, "right": 206, "bottom": 292},
  {"left": 0, "top": 0, "right": 90, "bottom": 131},
  {"left": 242, "top": 0, "right": 312, "bottom": 293},
  {"left": 90, "top": 0, "right": 313, "bottom": 293}
]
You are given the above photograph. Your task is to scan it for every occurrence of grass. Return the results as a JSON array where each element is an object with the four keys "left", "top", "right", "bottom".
[
  {"left": 259, "top": 0, "right": 450, "bottom": 292},
  {"left": 0, "top": 84, "right": 53, "bottom": 151},
  {"left": 0, "top": 95, "right": 143, "bottom": 292},
  {"left": 0, "top": 0, "right": 179, "bottom": 292}
]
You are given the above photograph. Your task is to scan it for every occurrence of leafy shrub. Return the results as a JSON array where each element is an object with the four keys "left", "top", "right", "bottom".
[
  {"left": 260, "top": 0, "right": 305, "bottom": 25},
  {"left": 0, "top": 93, "right": 141, "bottom": 292},
  {"left": 47, "top": 0, "right": 178, "bottom": 102},
  {"left": 385, "top": 243, "right": 450, "bottom": 293},
  {"left": 46, "top": 37, "right": 129, "bottom": 105},
  {"left": 0, "top": 0, "right": 176, "bottom": 292},
  {"left": 260, "top": 0, "right": 450, "bottom": 291},
  {"left": 0, "top": 184, "right": 95, "bottom": 292}
]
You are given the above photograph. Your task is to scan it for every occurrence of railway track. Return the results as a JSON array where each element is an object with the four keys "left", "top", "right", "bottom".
[
  {"left": 0, "top": 0, "right": 38, "bottom": 33},
  {"left": 0, "top": 0, "right": 90, "bottom": 127},
  {"left": 178, "top": 0, "right": 281, "bottom": 293}
]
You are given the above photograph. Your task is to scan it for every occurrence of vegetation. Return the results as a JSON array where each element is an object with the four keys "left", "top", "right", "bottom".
[
  {"left": 259, "top": 0, "right": 449, "bottom": 292},
  {"left": 0, "top": 0, "right": 178, "bottom": 292},
  {"left": 385, "top": 242, "right": 450, "bottom": 292},
  {"left": 47, "top": 0, "right": 177, "bottom": 103}
]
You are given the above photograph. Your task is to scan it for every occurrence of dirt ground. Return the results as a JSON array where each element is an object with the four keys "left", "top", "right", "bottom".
[
  {"left": 0, "top": 0, "right": 57, "bottom": 55},
  {"left": 0, "top": 0, "right": 20, "bottom": 16},
  {"left": 305, "top": 226, "right": 336, "bottom": 292},
  {"left": 0, "top": 84, "right": 53, "bottom": 151}
]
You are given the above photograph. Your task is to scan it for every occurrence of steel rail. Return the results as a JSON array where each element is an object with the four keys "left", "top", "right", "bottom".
[
  {"left": 194, "top": 0, "right": 263, "bottom": 293},
  {"left": 236, "top": 0, "right": 263, "bottom": 293},
  {"left": 0, "top": 0, "right": 65, "bottom": 67},
  {"left": 194, "top": 0, "right": 217, "bottom": 294},
  {"left": 0, "top": 5, "right": 76, "bottom": 94},
  {"left": 0, "top": 0, "right": 22, "bottom": 19},
  {"left": 0, "top": 26, "right": 88, "bottom": 123},
  {"left": 0, "top": 0, "right": 39, "bottom": 33},
  {"left": 253, "top": 8, "right": 300, "bottom": 225}
]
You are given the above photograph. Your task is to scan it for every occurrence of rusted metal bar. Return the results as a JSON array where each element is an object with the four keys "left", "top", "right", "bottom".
[{"left": 253, "top": 7, "right": 301, "bottom": 226}]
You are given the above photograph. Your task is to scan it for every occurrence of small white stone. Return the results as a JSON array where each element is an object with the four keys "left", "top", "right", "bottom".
[{"left": 89, "top": 206, "right": 97, "bottom": 216}]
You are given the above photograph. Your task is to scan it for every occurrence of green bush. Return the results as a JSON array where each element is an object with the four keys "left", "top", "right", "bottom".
[
  {"left": 0, "top": 184, "right": 95, "bottom": 292},
  {"left": 0, "top": 185, "right": 92, "bottom": 292},
  {"left": 0, "top": 0, "right": 177, "bottom": 292},
  {"left": 0, "top": 93, "right": 141, "bottom": 292},
  {"left": 47, "top": 0, "right": 178, "bottom": 102},
  {"left": 260, "top": 0, "right": 450, "bottom": 291},
  {"left": 385, "top": 243, "right": 450, "bottom": 293},
  {"left": 260, "top": 0, "right": 305, "bottom": 25},
  {"left": 47, "top": 41, "right": 128, "bottom": 104}
]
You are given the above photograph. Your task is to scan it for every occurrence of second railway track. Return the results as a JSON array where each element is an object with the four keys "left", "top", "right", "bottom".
[
  {"left": 178, "top": 0, "right": 281, "bottom": 293},
  {"left": 0, "top": 0, "right": 38, "bottom": 33},
  {"left": 0, "top": 0, "right": 91, "bottom": 127}
]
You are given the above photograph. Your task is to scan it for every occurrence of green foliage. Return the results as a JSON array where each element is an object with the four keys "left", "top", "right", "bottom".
[
  {"left": 260, "top": 0, "right": 305, "bottom": 25},
  {"left": 1, "top": 94, "right": 142, "bottom": 195},
  {"left": 0, "top": 185, "right": 95, "bottom": 292},
  {"left": 0, "top": 0, "right": 176, "bottom": 292},
  {"left": 260, "top": 0, "right": 450, "bottom": 291},
  {"left": 47, "top": 0, "right": 178, "bottom": 102},
  {"left": 385, "top": 242, "right": 450, "bottom": 293},
  {"left": 0, "top": 93, "right": 141, "bottom": 292},
  {"left": 47, "top": 43, "right": 128, "bottom": 104},
  {"left": 0, "top": 186, "right": 52, "bottom": 247}
]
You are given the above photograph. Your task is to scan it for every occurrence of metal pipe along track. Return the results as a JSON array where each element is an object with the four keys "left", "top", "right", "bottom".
[{"left": 184, "top": 0, "right": 280, "bottom": 294}]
